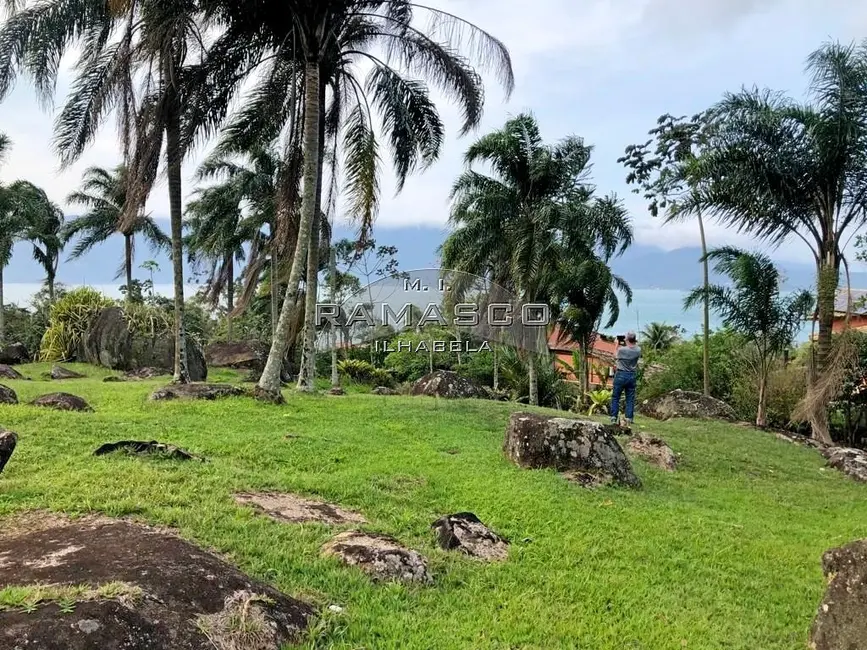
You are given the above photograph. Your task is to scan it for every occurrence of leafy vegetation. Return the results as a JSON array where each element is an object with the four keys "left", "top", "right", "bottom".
[{"left": 0, "top": 368, "right": 864, "bottom": 648}]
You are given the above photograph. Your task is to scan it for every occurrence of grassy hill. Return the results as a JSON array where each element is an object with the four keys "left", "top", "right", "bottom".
[{"left": 1, "top": 363, "right": 864, "bottom": 649}]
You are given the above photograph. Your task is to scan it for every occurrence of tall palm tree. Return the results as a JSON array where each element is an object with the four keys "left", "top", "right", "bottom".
[
  {"left": 64, "top": 165, "right": 169, "bottom": 292},
  {"left": 185, "top": 182, "right": 257, "bottom": 341},
  {"left": 16, "top": 183, "right": 64, "bottom": 303},
  {"left": 0, "top": 0, "right": 242, "bottom": 382},
  {"left": 640, "top": 322, "right": 684, "bottom": 353},
  {"left": 444, "top": 114, "right": 633, "bottom": 405},
  {"left": 685, "top": 247, "right": 813, "bottom": 427},
  {"left": 689, "top": 40, "right": 867, "bottom": 442},
  {"left": 196, "top": 1, "right": 514, "bottom": 401}
]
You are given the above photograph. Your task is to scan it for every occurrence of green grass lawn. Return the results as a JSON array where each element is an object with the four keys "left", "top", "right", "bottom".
[{"left": 1, "top": 362, "right": 864, "bottom": 649}]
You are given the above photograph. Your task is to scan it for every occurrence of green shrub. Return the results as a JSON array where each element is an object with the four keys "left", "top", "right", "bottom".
[
  {"left": 39, "top": 288, "right": 112, "bottom": 361},
  {"left": 730, "top": 361, "right": 807, "bottom": 428},
  {"left": 383, "top": 327, "right": 458, "bottom": 381},
  {"left": 336, "top": 359, "right": 395, "bottom": 387},
  {"left": 640, "top": 329, "right": 746, "bottom": 404},
  {"left": 497, "top": 346, "right": 575, "bottom": 409}
]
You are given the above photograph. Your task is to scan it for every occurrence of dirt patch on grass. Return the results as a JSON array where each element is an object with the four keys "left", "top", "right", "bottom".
[
  {"left": 0, "top": 513, "right": 312, "bottom": 649},
  {"left": 235, "top": 492, "right": 367, "bottom": 525}
]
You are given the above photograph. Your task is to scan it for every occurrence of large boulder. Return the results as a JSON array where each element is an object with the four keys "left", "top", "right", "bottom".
[
  {"left": 150, "top": 383, "right": 246, "bottom": 401},
  {"left": 205, "top": 340, "right": 268, "bottom": 371},
  {"left": 0, "top": 342, "right": 29, "bottom": 365},
  {"left": 810, "top": 538, "right": 867, "bottom": 649},
  {"left": 49, "top": 365, "right": 86, "bottom": 380},
  {"left": 0, "top": 515, "right": 312, "bottom": 649},
  {"left": 0, "top": 364, "right": 25, "bottom": 380},
  {"left": 321, "top": 531, "right": 431, "bottom": 584},
  {"left": 431, "top": 513, "right": 509, "bottom": 561},
  {"left": 0, "top": 429, "right": 16, "bottom": 473},
  {"left": 0, "top": 383, "right": 17, "bottom": 405},
  {"left": 626, "top": 434, "right": 678, "bottom": 471},
  {"left": 822, "top": 447, "right": 867, "bottom": 483},
  {"left": 639, "top": 389, "right": 736, "bottom": 421},
  {"left": 411, "top": 370, "right": 487, "bottom": 399},
  {"left": 81, "top": 307, "right": 207, "bottom": 381},
  {"left": 30, "top": 393, "right": 93, "bottom": 412},
  {"left": 504, "top": 412, "right": 640, "bottom": 488}
]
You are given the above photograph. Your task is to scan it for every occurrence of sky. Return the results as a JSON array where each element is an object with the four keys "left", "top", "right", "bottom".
[{"left": 1, "top": 0, "right": 866, "bottom": 287}]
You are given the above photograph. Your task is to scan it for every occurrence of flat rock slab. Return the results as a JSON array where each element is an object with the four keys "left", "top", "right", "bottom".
[
  {"left": 0, "top": 429, "right": 17, "bottom": 474},
  {"left": 322, "top": 531, "right": 431, "bottom": 584},
  {"left": 562, "top": 470, "right": 614, "bottom": 488},
  {"left": 235, "top": 492, "right": 367, "bottom": 525},
  {"left": 811, "top": 538, "right": 867, "bottom": 649},
  {"left": 639, "top": 389, "right": 735, "bottom": 421},
  {"left": 0, "top": 383, "right": 18, "bottom": 404},
  {"left": 626, "top": 434, "right": 678, "bottom": 471},
  {"left": 49, "top": 365, "right": 86, "bottom": 380},
  {"left": 504, "top": 412, "right": 640, "bottom": 488},
  {"left": 30, "top": 393, "right": 93, "bottom": 412},
  {"left": 327, "top": 387, "right": 346, "bottom": 396},
  {"left": 151, "top": 383, "right": 247, "bottom": 401},
  {"left": 94, "top": 441, "right": 204, "bottom": 462},
  {"left": 432, "top": 513, "right": 509, "bottom": 561},
  {"left": 822, "top": 447, "right": 867, "bottom": 482},
  {"left": 411, "top": 370, "right": 487, "bottom": 399},
  {"left": 0, "top": 514, "right": 312, "bottom": 649},
  {"left": 372, "top": 386, "right": 399, "bottom": 395},
  {"left": 126, "top": 367, "right": 170, "bottom": 380},
  {"left": 0, "top": 364, "right": 26, "bottom": 380}
]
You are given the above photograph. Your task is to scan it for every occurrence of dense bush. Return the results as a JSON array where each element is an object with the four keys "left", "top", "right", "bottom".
[
  {"left": 39, "top": 287, "right": 113, "bottom": 361},
  {"left": 383, "top": 327, "right": 462, "bottom": 381},
  {"left": 337, "top": 359, "right": 395, "bottom": 387},
  {"left": 640, "top": 329, "right": 747, "bottom": 405},
  {"left": 731, "top": 361, "right": 808, "bottom": 429},
  {"left": 497, "top": 347, "right": 575, "bottom": 409}
]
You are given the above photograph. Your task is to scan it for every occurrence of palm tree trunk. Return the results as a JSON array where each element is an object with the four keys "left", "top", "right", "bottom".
[
  {"left": 329, "top": 244, "right": 339, "bottom": 388},
  {"left": 697, "top": 211, "right": 710, "bottom": 397},
  {"left": 226, "top": 254, "right": 234, "bottom": 342},
  {"left": 297, "top": 85, "right": 327, "bottom": 392},
  {"left": 756, "top": 372, "right": 767, "bottom": 428},
  {"left": 166, "top": 94, "right": 189, "bottom": 384},
  {"left": 256, "top": 61, "right": 322, "bottom": 402},
  {"left": 124, "top": 234, "right": 133, "bottom": 299},
  {"left": 270, "top": 253, "right": 278, "bottom": 334},
  {"left": 810, "top": 253, "right": 838, "bottom": 443},
  {"left": 0, "top": 265, "right": 5, "bottom": 345},
  {"left": 47, "top": 272, "right": 55, "bottom": 304},
  {"left": 528, "top": 352, "right": 539, "bottom": 406},
  {"left": 492, "top": 345, "right": 499, "bottom": 391}
]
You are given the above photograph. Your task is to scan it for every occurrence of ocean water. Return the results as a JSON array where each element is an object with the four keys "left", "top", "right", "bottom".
[
  {"left": 2, "top": 284, "right": 814, "bottom": 343},
  {"left": 601, "top": 289, "right": 813, "bottom": 343}
]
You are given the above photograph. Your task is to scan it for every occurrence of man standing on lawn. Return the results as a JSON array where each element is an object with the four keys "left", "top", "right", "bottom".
[{"left": 610, "top": 331, "right": 641, "bottom": 428}]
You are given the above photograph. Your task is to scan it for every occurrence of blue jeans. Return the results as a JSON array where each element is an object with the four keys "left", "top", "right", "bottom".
[{"left": 610, "top": 371, "right": 637, "bottom": 422}]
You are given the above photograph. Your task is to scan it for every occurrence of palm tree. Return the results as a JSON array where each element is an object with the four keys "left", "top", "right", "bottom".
[
  {"left": 688, "top": 40, "right": 867, "bottom": 442},
  {"left": 0, "top": 0, "right": 233, "bottom": 383},
  {"left": 685, "top": 247, "right": 813, "bottom": 427},
  {"left": 17, "top": 183, "right": 64, "bottom": 303},
  {"left": 185, "top": 182, "right": 257, "bottom": 341},
  {"left": 64, "top": 166, "right": 169, "bottom": 292},
  {"left": 196, "top": 1, "right": 514, "bottom": 401},
  {"left": 620, "top": 112, "right": 716, "bottom": 397},
  {"left": 640, "top": 322, "right": 684, "bottom": 353},
  {"left": 445, "top": 114, "right": 633, "bottom": 405}
]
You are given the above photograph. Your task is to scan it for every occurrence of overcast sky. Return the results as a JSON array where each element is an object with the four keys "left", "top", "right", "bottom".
[{"left": 1, "top": 0, "right": 865, "bottom": 267}]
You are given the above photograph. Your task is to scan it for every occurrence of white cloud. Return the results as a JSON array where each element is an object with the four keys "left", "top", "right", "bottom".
[{"left": 1, "top": 0, "right": 865, "bottom": 271}]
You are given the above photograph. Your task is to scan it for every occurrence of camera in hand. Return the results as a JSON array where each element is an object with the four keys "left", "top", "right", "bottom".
[{"left": 616, "top": 334, "right": 626, "bottom": 345}]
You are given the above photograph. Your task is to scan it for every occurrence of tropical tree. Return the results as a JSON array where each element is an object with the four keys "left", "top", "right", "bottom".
[
  {"left": 8, "top": 181, "right": 65, "bottom": 303},
  {"left": 640, "top": 322, "right": 684, "bottom": 353},
  {"left": 194, "top": 1, "right": 514, "bottom": 401},
  {"left": 686, "top": 40, "right": 867, "bottom": 442},
  {"left": 444, "top": 113, "right": 632, "bottom": 405},
  {"left": 620, "top": 112, "right": 715, "bottom": 396},
  {"left": 64, "top": 166, "right": 169, "bottom": 293},
  {"left": 185, "top": 182, "right": 257, "bottom": 341},
  {"left": 685, "top": 247, "right": 813, "bottom": 428}
]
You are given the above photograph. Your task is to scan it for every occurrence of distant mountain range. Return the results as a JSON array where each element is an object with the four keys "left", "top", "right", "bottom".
[
  {"left": 4, "top": 224, "right": 858, "bottom": 294},
  {"left": 610, "top": 244, "right": 860, "bottom": 291}
]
